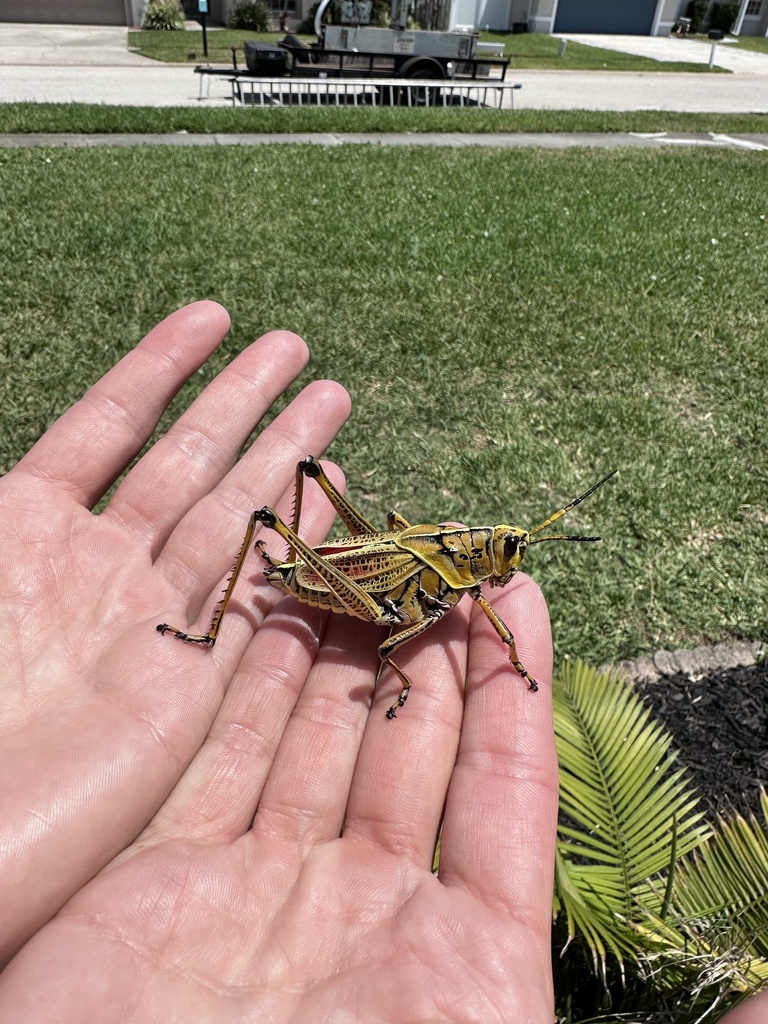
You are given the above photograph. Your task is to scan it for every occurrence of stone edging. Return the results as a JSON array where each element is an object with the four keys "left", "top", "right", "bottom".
[{"left": 605, "top": 640, "right": 765, "bottom": 686}]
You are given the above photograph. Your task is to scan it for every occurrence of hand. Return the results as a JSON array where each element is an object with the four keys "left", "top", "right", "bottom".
[
  {"left": 0, "top": 298, "right": 557, "bottom": 1021},
  {"left": 1, "top": 562, "right": 556, "bottom": 1022},
  {"left": 0, "top": 301, "right": 351, "bottom": 964}
]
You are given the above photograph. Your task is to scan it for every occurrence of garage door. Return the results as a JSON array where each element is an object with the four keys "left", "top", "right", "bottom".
[
  {"left": 0, "top": 0, "right": 127, "bottom": 25},
  {"left": 554, "top": 0, "right": 657, "bottom": 34}
]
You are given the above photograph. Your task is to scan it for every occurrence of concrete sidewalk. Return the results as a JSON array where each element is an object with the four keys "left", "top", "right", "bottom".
[
  {"left": 1, "top": 22, "right": 768, "bottom": 111},
  {"left": 1, "top": 130, "right": 767, "bottom": 149}
]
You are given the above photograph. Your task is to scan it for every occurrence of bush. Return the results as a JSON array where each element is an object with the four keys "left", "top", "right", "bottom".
[
  {"left": 686, "top": 0, "right": 709, "bottom": 32},
  {"left": 710, "top": 1, "right": 739, "bottom": 31},
  {"left": 142, "top": 0, "right": 186, "bottom": 30},
  {"left": 227, "top": 0, "right": 271, "bottom": 30}
]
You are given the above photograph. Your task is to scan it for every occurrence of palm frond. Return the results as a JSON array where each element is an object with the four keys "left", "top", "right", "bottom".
[
  {"left": 664, "top": 790, "right": 768, "bottom": 992},
  {"left": 553, "top": 659, "right": 710, "bottom": 964}
]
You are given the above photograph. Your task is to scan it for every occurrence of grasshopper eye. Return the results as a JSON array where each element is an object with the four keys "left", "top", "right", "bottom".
[{"left": 504, "top": 535, "right": 520, "bottom": 560}]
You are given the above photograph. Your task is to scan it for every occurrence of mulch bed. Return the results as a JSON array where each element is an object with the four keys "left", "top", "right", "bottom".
[{"left": 634, "top": 659, "right": 768, "bottom": 822}]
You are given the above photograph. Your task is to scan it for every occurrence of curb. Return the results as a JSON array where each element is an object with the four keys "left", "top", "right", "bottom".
[{"left": 605, "top": 640, "right": 765, "bottom": 685}]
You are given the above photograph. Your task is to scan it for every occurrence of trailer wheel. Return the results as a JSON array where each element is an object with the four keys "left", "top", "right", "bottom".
[{"left": 397, "top": 57, "right": 444, "bottom": 106}]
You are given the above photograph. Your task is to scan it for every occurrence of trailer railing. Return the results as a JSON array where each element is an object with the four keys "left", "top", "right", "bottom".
[{"left": 196, "top": 70, "right": 522, "bottom": 110}]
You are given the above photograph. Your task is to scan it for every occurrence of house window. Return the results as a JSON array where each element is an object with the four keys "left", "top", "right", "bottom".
[
  {"left": 746, "top": 0, "right": 762, "bottom": 14},
  {"left": 268, "top": 0, "right": 297, "bottom": 10}
]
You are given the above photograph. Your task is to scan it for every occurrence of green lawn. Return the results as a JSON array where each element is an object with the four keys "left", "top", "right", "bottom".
[
  {"left": 479, "top": 29, "right": 722, "bottom": 71},
  {"left": 3, "top": 101, "right": 768, "bottom": 135},
  {"left": 128, "top": 27, "right": 716, "bottom": 72},
  {"left": 1, "top": 144, "right": 766, "bottom": 668},
  {"left": 128, "top": 28, "right": 295, "bottom": 65},
  {"left": 727, "top": 34, "right": 768, "bottom": 53}
]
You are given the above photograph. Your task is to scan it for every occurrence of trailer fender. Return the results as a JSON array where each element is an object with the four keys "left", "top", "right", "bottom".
[{"left": 397, "top": 56, "right": 446, "bottom": 79}]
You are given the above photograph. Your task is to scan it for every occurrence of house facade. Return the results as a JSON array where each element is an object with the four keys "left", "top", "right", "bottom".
[
  {"left": 733, "top": 0, "right": 768, "bottom": 35},
  {"left": 2, "top": 0, "right": 766, "bottom": 35}
]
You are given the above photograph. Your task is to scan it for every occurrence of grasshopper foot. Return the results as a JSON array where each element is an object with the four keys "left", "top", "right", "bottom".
[
  {"left": 156, "top": 623, "right": 215, "bottom": 647},
  {"left": 254, "top": 538, "right": 280, "bottom": 566},
  {"left": 510, "top": 656, "right": 538, "bottom": 692},
  {"left": 386, "top": 683, "right": 411, "bottom": 720}
]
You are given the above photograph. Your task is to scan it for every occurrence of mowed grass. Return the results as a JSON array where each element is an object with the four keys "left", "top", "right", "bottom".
[
  {"left": 4, "top": 101, "right": 768, "bottom": 135},
  {"left": 728, "top": 34, "right": 768, "bottom": 53},
  {"left": 0, "top": 143, "right": 766, "bottom": 667},
  {"left": 128, "top": 26, "right": 716, "bottom": 72},
  {"left": 128, "top": 28, "right": 297, "bottom": 65}
]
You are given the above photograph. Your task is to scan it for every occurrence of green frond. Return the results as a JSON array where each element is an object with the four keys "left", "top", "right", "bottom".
[
  {"left": 553, "top": 659, "right": 710, "bottom": 964},
  {"left": 668, "top": 791, "right": 768, "bottom": 989},
  {"left": 553, "top": 662, "right": 768, "bottom": 1022}
]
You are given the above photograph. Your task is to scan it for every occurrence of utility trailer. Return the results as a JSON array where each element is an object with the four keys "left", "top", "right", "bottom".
[
  {"left": 243, "top": 35, "right": 509, "bottom": 83},
  {"left": 194, "top": 0, "right": 512, "bottom": 104}
]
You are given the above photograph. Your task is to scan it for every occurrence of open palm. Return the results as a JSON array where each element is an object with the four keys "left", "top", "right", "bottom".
[{"left": 0, "top": 301, "right": 558, "bottom": 1022}]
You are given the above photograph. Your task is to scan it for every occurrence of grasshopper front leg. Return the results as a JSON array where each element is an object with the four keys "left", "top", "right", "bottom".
[{"left": 470, "top": 587, "right": 539, "bottom": 692}]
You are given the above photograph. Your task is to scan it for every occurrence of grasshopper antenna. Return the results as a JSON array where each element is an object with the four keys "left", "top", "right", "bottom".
[{"left": 528, "top": 470, "right": 616, "bottom": 545}]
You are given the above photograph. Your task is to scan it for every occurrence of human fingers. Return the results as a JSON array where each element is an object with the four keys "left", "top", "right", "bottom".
[
  {"left": 129, "top": 467, "right": 352, "bottom": 847},
  {"left": 151, "top": 380, "right": 350, "bottom": 636},
  {"left": 12, "top": 301, "right": 231, "bottom": 508},
  {"left": 105, "top": 325, "right": 313, "bottom": 547},
  {"left": 339, "top": 596, "right": 472, "bottom": 868}
]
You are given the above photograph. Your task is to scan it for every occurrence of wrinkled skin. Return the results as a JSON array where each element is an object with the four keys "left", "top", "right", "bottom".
[{"left": 0, "top": 302, "right": 560, "bottom": 1023}]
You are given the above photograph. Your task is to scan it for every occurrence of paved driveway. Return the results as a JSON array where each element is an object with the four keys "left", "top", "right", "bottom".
[
  {"left": 0, "top": 23, "right": 155, "bottom": 66},
  {"left": 555, "top": 32, "right": 768, "bottom": 74}
]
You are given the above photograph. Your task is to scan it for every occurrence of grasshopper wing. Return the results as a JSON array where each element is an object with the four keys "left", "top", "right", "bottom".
[{"left": 296, "top": 539, "right": 423, "bottom": 594}]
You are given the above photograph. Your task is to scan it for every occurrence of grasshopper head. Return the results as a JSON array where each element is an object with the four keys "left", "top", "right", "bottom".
[
  {"left": 490, "top": 526, "right": 529, "bottom": 586},
  {"left": 490, "top": 471, "right": 616, "bottom": 587}
]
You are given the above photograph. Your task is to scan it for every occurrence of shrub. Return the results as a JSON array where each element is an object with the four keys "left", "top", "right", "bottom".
[
  {"left": 710, "top": 1, "right": 739, "bottom": 31},
  {"left": 686, "top": 0, "right": 710, "bottom": 33},
  {"left": 142, "top": 0, "right": 186, "bottom": 30},
  {"left": 227, "top": 0, "right": 271, "bottom": 30}
]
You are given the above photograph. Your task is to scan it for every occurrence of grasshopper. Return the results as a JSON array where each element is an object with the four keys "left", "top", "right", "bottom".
[{"left": 158, "top": 458, "right": 615, "bottom": 718}]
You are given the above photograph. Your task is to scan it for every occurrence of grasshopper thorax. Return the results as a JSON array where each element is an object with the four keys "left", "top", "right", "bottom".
[{"left": 490, "top": 526, "right": 530, "bottom": 586}]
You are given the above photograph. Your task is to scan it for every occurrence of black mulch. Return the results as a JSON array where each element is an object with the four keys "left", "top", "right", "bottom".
[{"left": 635, "top": 660, "right": 768, "bottom": 822}]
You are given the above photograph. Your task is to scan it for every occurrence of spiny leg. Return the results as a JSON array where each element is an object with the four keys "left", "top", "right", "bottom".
[
  {"left": 157, "top": 512, "right": 259, "bottom": 646},
  {"left": 297, "top": 456, "right": 379, "bottom": 537},
  {"left": 470, "top": 587, "right": 538, "bottom": 692}
]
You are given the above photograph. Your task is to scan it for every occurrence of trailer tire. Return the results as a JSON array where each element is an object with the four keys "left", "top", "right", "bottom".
[{"left": 396, "top": 57, "right": 445, "bottom": 106}]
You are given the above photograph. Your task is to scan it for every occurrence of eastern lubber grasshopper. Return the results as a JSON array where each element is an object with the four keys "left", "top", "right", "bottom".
[{"left": 158, "top": 459, "right": 615, "bottom": 718}]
